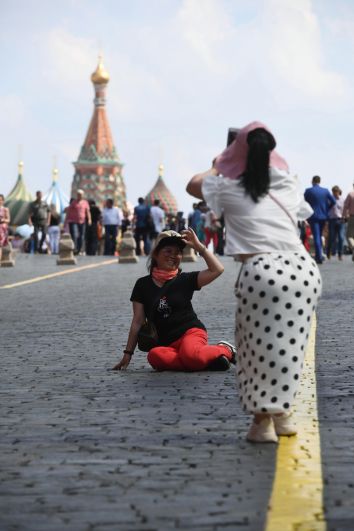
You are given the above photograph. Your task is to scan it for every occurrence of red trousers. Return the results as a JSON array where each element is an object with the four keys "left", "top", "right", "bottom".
[
  {"left": 204, "top": 228, "right": 218, "bottom": 252},
  {"left": 147, "top": 328, "right": 232, "bottom": 371}
]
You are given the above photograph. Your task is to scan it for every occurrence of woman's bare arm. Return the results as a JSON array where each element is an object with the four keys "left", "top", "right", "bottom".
[
  {"left": 186, "top": 167, "right": 218, "bottom": 199},
  {"left": 181, "top": 228, "right": 224, "bottom": 288},
  {"left": 112, "top": 301, "right": 146, "bottom": 370}
]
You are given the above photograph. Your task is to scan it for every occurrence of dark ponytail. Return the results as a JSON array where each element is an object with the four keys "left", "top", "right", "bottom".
[{"left": 240, "top": 128, "right": 276, "bottom": 202}]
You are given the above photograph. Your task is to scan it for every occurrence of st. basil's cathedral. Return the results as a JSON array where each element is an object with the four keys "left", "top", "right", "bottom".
[{"left": 5, "top": 57, "right": 178, "bottom": 225}]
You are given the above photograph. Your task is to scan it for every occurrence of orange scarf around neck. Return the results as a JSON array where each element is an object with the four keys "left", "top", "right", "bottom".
[{"left": 152, "top": 267, "right": 179, "bottom": 284}]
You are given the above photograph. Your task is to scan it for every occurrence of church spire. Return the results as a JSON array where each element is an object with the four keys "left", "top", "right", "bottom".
[
  {"left": 91, "top": 55, "right": 110, "bottom": 86},
  {"left": 71, "top": 57, "right": 127, "bottom": 209},
  {"left": 18, "top": 160, "right": 24, "bottom": 176}
]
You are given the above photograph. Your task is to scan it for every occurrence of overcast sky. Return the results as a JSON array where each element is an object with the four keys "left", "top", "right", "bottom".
[{"left": 1, "top": 0, "right": 354, "bottom": 215}]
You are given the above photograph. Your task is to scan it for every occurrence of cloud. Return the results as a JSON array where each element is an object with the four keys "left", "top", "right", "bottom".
[
  {"left": 259, "top": 0, "right": 349, "bottom": 106},
  {"left": 176, "top": 0, "right": 235, "bottom": 74},
  {"left": 37, "top": 28, "right": 96, "bottom": 98}
]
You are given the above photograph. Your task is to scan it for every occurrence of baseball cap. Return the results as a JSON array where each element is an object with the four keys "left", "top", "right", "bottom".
[{"left": 153, "top": 230, "right": 186, "bottom": 253}]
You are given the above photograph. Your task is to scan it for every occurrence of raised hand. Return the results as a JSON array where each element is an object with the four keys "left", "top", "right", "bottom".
[{"left": 181, "top": 228, "right": 204, "bottom": 253}]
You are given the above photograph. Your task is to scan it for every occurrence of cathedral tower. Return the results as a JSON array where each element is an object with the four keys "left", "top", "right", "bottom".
[{"left": 71, "top": 57, "right": 127, "bottom": 208}]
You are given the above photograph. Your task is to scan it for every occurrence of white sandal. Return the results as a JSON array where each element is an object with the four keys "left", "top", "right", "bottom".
[
  {"left": 247, "top": 417, "right": 278, "bottom": 443},
  {"left": 272, "top": 413, "right": 297, "bottom": 436}
]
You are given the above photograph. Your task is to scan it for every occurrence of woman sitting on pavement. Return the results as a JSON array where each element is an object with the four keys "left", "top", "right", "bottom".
[
  {"left": 112, "top": 228, "right": 236, "bottom": 372},
  {"left": 187, "top": 121, "right": 322, "bottom": 443}
]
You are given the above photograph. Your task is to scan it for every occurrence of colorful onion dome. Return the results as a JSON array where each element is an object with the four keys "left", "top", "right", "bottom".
[
  {"left": 145, "top": 164, "right": 178, "bottom": 215},
  {"left": 5, "top": 162, "right": 33, "bottom": 226},
  {"left": 44, "top": 168, "right": 69, "bottom": 222},
  {"left": 91, "top": 56, "right": 110, "bottom": 84}
]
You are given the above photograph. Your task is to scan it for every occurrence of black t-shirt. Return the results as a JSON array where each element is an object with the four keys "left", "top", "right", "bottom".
[
  {"left": 49, "top": 212, "right": 60, "bottom": 226},
  {"left": 130, "top": 272, "right": 206, "bottom": 346}
]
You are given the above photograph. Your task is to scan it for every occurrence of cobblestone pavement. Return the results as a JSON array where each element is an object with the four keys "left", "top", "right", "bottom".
[
  {"left": 316, "top": 256, "right": 354, "bottom": 531},
  {"left": 0, "top": 253, "right": 353, "bottom": 530}
]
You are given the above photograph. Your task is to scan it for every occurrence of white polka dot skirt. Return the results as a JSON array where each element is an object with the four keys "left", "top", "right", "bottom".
[{"left": 235, "top": 251, "right": 322, "bottom": 415}]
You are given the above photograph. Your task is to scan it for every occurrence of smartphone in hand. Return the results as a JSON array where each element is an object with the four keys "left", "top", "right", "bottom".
[{"left": 227, "top": 128, "right": 240, "bottom": 147}]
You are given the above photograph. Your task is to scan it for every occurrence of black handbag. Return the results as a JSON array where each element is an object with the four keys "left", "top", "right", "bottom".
[
  {"left": 137, "top": 320, "right": 159, "bottom": 352},
  {"left": 137, "top": 277, "right": 177, "bottom": 352}
]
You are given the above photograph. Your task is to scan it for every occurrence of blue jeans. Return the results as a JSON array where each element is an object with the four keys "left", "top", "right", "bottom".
[
  {"left": 327, "top": 219, "right": 345, "bottom": 257},
  {"left": 134, "top": 227, "right": 151, "bottom": 256},
  {"left": 104, "top": 225, "right": 118, "bottom": 255},
  {"left": 309, "top": 219, "right": 326, "bottom": 263},
  {"left": 69, "top": 222, "right": 86, "bottom": 253},
  {"left": 48, "top": 226, "right": 60, "bottom": 254}
]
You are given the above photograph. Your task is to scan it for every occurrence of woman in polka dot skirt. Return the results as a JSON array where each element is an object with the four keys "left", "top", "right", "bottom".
[{"left": 187, "top": 121, "right": 322, "bottom": 443}]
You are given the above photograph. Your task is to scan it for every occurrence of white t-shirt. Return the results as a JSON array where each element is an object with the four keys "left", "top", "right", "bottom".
[
  {"left": 150, "top": 205, "right": 165, "bottom": 233},
  {"left": 102, "top": 207, "right": 122, "bottom": 226},
  {"left": 202, "top": 168, "right": 313, "bottom": 256}
]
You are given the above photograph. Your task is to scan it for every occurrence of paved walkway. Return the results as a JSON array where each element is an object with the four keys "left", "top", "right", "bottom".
[{"left": 0, "top": 253, "right": 353, "bottom": 530}]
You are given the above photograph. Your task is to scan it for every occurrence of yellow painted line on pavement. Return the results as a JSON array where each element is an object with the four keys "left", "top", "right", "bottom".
[
  {"left": 0, "top": 259, "right": 117, "bottom": 289},
  {"left": 265, "top": 314, "right": 326, "bottom": 530}
]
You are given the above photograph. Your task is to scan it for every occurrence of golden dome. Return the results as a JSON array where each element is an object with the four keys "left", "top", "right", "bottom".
[
  {"left": 91, "top": 56, "right": 110, "bottom": 84},
  {"left": 158, "top": 163, "right": 164, "bottom": 177}
]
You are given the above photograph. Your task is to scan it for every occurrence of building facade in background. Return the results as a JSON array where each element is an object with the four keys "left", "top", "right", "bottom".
[{"left": 71, "top": 57, "right": 127, "bottom": 209}]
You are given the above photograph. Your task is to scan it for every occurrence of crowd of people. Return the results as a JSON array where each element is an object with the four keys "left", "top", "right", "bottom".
[
  {"left": 2, "top": 176, "right": 353, "bottom": 262},
  {"left": 303, "top": 177, "right": 354, "bottom": 263},
  {"left": 0, "top": 188, "right": 188, "bottom": 257}
]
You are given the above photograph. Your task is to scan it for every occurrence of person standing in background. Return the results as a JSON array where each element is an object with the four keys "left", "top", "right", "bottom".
[
  {"left": 203, "top": 207, "right": 219, "bottom": 253},
  {"left": 134, "top": 197, "right": 151, "bottom": 256},
  {"left": 121, "top": 210, "right": 131, "bottom": 235},
  {"left": 327, "top": 186, "right": 345, "bottom": 261},
  {"left": 176, "top": 211, "right": 186, "bottom": 233},
  {"left": 215, "top": 213, "right": 225, "bottom": 256},
  {"left": 64, "top": 198, "right": 75, "bottom": 234},
  {"left": 304, "top": 176, "right": 336, "bottom": 264},
  {"left": 86, "top": 200, "right": 102, "bottom": 256},
  {"left": 47, "top": 205, "right": 61, "bottom": 255},
  {"left": 69, "top": 190, "right": 91, "bottom": 255},
  {"left": 0, "top": 193, "right": 10, "bottom": 261},
  {"left": 102, "top": 199, "right": 121, "bottom": 255},
  {"left": 28, "top": 191, "right": 50, "bottom": 253},
  {"left": 189, "top": 203, "right": 201, "bottom": 233},
  {"left": 343, "top": 183, "right": 354, "bottom": 261},
  {"left": 150, "top": 199, "right": 165, "bottom": 244},
  {"left": 189, "top": 201, "right": 206, "bottom": 244}
]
